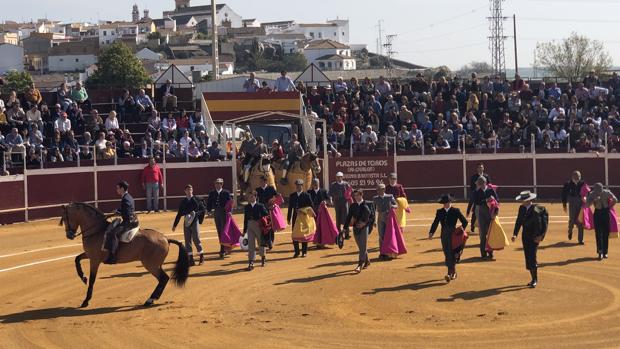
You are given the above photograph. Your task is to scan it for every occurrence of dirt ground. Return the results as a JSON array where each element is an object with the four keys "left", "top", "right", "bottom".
[{"left": 1, "top": 202, "right": 619, "bottom": 349}]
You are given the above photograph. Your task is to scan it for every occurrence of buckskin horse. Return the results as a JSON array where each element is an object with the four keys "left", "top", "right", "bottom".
[{"left": 59, "top": 202, "right": 189, "bottom": 307}]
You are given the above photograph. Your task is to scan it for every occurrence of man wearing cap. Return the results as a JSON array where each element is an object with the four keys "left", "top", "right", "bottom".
[
  {"left": 562, "top": 171, "right": 587, "bottom": 244},
  {"left": 103, "top": 181, "right": 139, "bottom": 264},
  {"left": 243, "top": 190, "right": 270, "bottom": 270},
  {"left": 207, "top": 178, "right": 232, "bottom": 259},
  {"left": 373, "top": 183, "right": 397, "bottom": 260},
  {"left": 468, "top": 176, "right": 498, "bottom": 259},
  {"left": 173, "top": 184, "right": 205, "bottom": 266},
  {"left": 429, "top": 194, "right": 468, "bottom": 282},
  {"left": 288, "top": 179, "right": 314, "bottom": 258},
  {"left": 256, "top": 176, "right": 278, "bottom": 248},
  {"left": 329, "top": 172, "right": 351, "bottom": 238},
  {"left": 586, "top": 183, "right": 618, "bottom": 260},
  {"left": 344, "top": 190, "right": 372, "bottom": 273},
  {"left": 512, "top": 191, "right": 547, "bottom": 288},
  {"left": 385, "top": 173, "right": 407, "bottom": 199},
  {"left": 468, "top": 163, "right": 491, "bottom": 233}
]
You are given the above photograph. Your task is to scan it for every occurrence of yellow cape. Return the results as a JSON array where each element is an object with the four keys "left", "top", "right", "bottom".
[
  {"left": 396, "top": 197, "right": 409, "bottom": 229},
  {"left": 292, "top": 207, "right": 316, "bottom": 241},
  {"left": 486, "top": 216, "right": 510, "bottom": 250}
]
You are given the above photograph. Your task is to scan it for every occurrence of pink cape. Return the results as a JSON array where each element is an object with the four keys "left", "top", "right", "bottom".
[
  {"left": 271, "top": 195, "right": 287, "bottom": 231},
  {"left": 344, "top": 186, "right": 354, "bottom": 204},
  {"left": 380, "top": 209, "right": 408, "bottom": 257},
  {"left": 580, "top": 183, "right": 594, "bottom": 230},
  {"left": 220, "top": 199, "right": 242, "bottom": 249},
  {"left": 610, "top": 206, "right": 618, "bottom": 234},
  {"left": 313, "top": 202, "right": 339, "bottom": 245},
  {"left": 451, "top": 226, "right": 469, "bottom": 250}
]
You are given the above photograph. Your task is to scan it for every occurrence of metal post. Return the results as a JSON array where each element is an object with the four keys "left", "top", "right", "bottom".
[
  {"left": 93, "top": 145, "right": 98, "bottom": 208},
  {"left": 531, "top": 134, "right": 537, "bottom": 194},
  {"left": 163, "top": 143, "right": 168, "bottom": 211},
  {"left": 23, "top": 148, "right": 28, "bottom": 222},
  {"left": 231, "top": 122, "right": 238, "bottom": 208},
  {"left": 462, "top": 138, "right": 468, "bottom": 200},
  {"left": 321, "top": 119, "right": 329, "bottom": 191},
  {"left": 513, "top": 14, "right": 518, "bottom": 75},
  {"left": 211, "top": 0, "right": 219, "bottom": 79},
  {"left": 605, "top": 135, "right": 609, "bottom": 187},
  {"left": 567, "top": 133, "right": 571, "bottom": 153},
  {"left": 77, "top": 145, "right": 81, "bottom": 167}
]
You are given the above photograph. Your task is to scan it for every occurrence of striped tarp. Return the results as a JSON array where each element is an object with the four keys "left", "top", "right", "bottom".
[{"left": 202, "top": 91, "right": 302, "bottom": 122}]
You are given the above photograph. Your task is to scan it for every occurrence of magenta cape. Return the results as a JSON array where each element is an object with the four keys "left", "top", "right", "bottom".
[
  {"left": 611, "top": 206, "right": 619, "bottom": 234},
  {"left": 313, "top": 202, "right": 339, "bottom": 245},
  {"left": 380, "top": 209, "right": 408, "bottom": 257},
  {"left": 451, "top": 226, "right": 469, "bottom": 250},
  {"left": 579, "top": 183, "right": 594, "bottom": 230},
  {"left": 220, "top": 199, "right": 242, "bottom": 249},
  {"left": 271, "top": 194, "right": 287, "bottom": 231}
]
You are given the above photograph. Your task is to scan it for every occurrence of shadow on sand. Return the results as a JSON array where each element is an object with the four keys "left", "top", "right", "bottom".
[
  {"left": 436, "top": 285, "right": 529, "bottom": 302},
  {"left": 0, "top": 304, "right": 162, "bottom": 324},
  {"left": 362, "top": 279, "right": 446, "bottom": 295}
]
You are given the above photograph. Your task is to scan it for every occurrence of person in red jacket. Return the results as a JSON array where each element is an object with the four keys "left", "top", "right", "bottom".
[
  {"left": 385, "top": 173, "right": 407, "bottom": 199},
  {"left": 141, "top": 157, "right": 163, "bottom": 213}
]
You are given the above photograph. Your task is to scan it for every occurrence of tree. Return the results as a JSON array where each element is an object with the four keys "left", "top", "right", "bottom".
[
  {"left": 282, "top": 53, "right": 307, "bottom": 72},
  {"left": 1, "top": 71, "right": 33, "bottom": 94},
  {"left": 457, "top": 61, "right": 493, "bottom": 77},
  {"left": 535, "top": 32, "right": 613, "bottom": 81},
  {"left": 87, "top": 42, "right": 151, "bottom": 89}
]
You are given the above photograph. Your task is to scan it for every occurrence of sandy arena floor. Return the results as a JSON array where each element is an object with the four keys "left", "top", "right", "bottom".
[{"left": 0, "top": 202, "right": 619, "bottom": 348}]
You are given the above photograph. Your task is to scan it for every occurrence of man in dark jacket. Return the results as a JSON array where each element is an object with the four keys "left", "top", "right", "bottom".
[
  {"left": 344, "top": 190, "right": 372, "bottom": 273},
  {"left": 468, "top": 176, "right": 498, "bottom": 259},
  {"left": 468, "top": 163, "right": 491, "bottom": 232},
  {"left": 159, "top": 80, "right": 177, "bottom": 110},
  {"left": 207, "top": 178, "right": 232, "bottom": 258},
  {"left": 243, "top": 191, "right": 270, "bottom": 270},
  {"left": 288, "top": 179, "right": 314, "bottom": 257},
  {"left": 429, "top": 194, "right": 468, "bottom": 282},
  {"left": 172, "top": 184, "right": 205, "bottom": 266},
  {"left": 512, "top": 191, "right": 546, "bottom": 288},
  {"left": 104, "top": 181, "right": 139, "bottom": 264},
  {"left": 561, "top": 170, "right": 586, "bottom": 244}
]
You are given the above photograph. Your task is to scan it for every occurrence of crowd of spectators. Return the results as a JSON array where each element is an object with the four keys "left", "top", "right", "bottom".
[
  {"left": 0, "top": 81, "right": 227, "bottom": 173},
  {"left": 280, "top": 71, "right": 620, "bottom": 155}
]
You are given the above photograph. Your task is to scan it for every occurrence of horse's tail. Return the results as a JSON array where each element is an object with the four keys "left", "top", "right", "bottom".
[{"left": 167, "top": 239, "right": 189, "bottom": 287}]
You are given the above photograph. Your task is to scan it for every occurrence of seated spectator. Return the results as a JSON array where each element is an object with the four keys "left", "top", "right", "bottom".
[
  {"left": 0, "top": 91, "right": 5, "bottom": 114},
  {"left": 350, "top": 126, "right": 363, "bottom": 152},
  {"left": 117, "top": 89, "right": 137, "bottom": 122},
  {"left": 259, "top": 81, "right": 272, "bottom": 92},
  {"left": 71, "top": 82, "right": 90, "bottom": 112},
  {"left": 162, "top": 113, "right": 177, "bottom": 140},
  {"left": 0, "top": 105, "right": 7, "bottom": 135},
  {"left": 165, "top": 138, "right": 179, "bottom": 158},
  {"left": 187, "top": 141, "right": 202, "bottom": 161},
  {"left": 26, "top": 147, "right": 41, "bottom": 168},
  {"left": 28, "top": 123, "right": 44, "bottom": 151},
  {"left": 334, "top": 77, "right": 348, "bottom": 94},
  {"left": 81, "top": 131, "right": 93, "bottom": 147},
  {"left": 57, "top": 82, "right": 72, "bottom": 110},
  {"left": 6, "top": 90, "right": 19, "bottom": 109},
  {"left": 118, "top": 141, "right": 134, "bottom": 158},
  {"left": 7, "top": 103, "right": 26, "bottom": 130},
  {"left": 62, "top": 130, "right": 79, "bottom": 152},
  {"left": 332, "top": 115, "right": 345, "bottom": 146},
  {"left": 104, "top": 111, "right": 120, "bottom": 132},
  {"left": 102, "top": 141, "right": 116, "bottom": 160},
  {"left": 95, "top": 132, "right": 107, "bottom": 154},
  {"left": 361, "top": 125, "right": 378, "bottom": 151},
  {"left": 207, "top": 141, "right": 224, "bottom": 161},
  {"left": 397, "top": 125, "right": 411, "bottom": 150},
  {"left": 62, "top": 144, "right": 77, "bottom": 162},
  {"left": 376, "top": 76, "right": 392, "bottom": 98},
  {"left": 435, "top": 135, "right": 451, "bottom": 150},
  {"left": 26, "top": 104, "right": 43, "bottom": 130},
  {"left": 243, "top": 72, "right": 260, "bottom": 93},
  {"left": 79, "top": 144, "right": 93, "bottom": 160},
  {"left": 176, "top": 112, "right": 190, "bottom": 136},
  {"left": 136, "top": 140, "right": 153, "bottom": 159},
  {"left": 48, "top": 147, "right": 64, "bottom": 163},
  {"left": 54, "top": 112, "right": 72, "bottom": 135},
  {"left": 159, "top": 80, "right": 177, "bottom": 111},
  {"left": 135, "top": 89, "right": 154, "bottom": 114},
  {"left": 24, "top": 83, "right": 43, "bottom": 108},
  {"left": 179, "top": 130, "right": 192, "bottom": 150},
  {"left": 190, "top": 112, "right": 204, "bottom": 136}
]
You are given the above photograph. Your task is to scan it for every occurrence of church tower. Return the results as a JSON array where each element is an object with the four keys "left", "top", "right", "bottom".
[
  {"left": 175, "top": 0, "right": 190, "bottom": 10},
  {"left": 132, "top": 4, "right": 140, "bottom": 22}
]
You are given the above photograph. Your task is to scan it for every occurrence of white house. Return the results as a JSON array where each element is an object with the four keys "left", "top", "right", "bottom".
[
  {"left": 0, "top": 44, "right": 24, "bottom": 74},
  {"left": 163, "top": 3, "right": 243, "bottom": 28},
  {"left": 98, "top": 24, "right": 119, "bottom": 46},
  {"left": 155, "top": 56, "right": 234, "bottom": 79},
  {"left": 303, "top": 39, "right": 356, "bottom": 71},
  {"left": 98, "top": 22, "right": 139, "bottom": 46},
  {"left": 265, "top": 19, "right": 350, "bottom": 45},
  {"left": 136, "top": 47, "right": 163, "bottom": 61},
  {"left": 264, "top": 33, "right": 306, "bottom": 54},
  {"left": 48, "top": 39, "right": 98, "bottom": 72}
]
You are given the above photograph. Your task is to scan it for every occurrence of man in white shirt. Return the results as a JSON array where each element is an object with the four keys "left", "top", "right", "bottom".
[
  {"left": 179, "top": 130, "right": 192, "bottom": 150},
  {"left": 54, "top": 112, "right": 72, "bottom": 134},
  {"left": 548, "top": 105, "right": 565, "bottom": 122},
  {"left": 243, "top": 72, "right": 260, "bottom": 93},
  {"left": 273, "top": 71, "right": 296, "bottom": 92},
  {"left": 361, "top": 125, "right": 378, "bottom": 151}
]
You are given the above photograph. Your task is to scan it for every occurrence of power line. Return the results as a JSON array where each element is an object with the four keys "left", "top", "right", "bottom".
[
  {"left": 384, "top": 34, "right": 397, "bottom": 78},
  {"left": 488, "top": 0, "right": 508, "bottom": 77},
  {"left": 399, "top": 23, "right": 487, "bottom": 44},
  {"left": 400, "top": 5, "right": 487, "bottom": 35},
  {"left": 520, "top": 17, "right": 620, "bottom": 24},
  {"left": 399, "top": 41, "right": 488, "bottom": 54}
]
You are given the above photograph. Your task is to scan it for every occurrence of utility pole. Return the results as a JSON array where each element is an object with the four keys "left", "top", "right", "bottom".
[
  {"left": 384, "top": 34, "right": 397, "bottom": 78},
  {"left": 211, "top": 0, "right": 219, "bottom": 80},
  {"left": 375, "top": 20, "right": 383, "bottom": 55},
  {"left": 487, "top": 0, "right": 507, "bottom": 78},
  {"left": 513, "top": 14, "right": 518, "bottom": 76}
]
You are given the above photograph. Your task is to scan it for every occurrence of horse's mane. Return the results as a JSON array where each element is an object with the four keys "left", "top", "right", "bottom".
[{"left": 71, "top": 202, "right": 107, "bottom": 221}]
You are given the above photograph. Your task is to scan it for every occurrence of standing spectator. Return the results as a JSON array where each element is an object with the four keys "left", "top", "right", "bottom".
[
  {"left": 273, "top": 70, "right": 296, "bottom": 92},
  {"left": 141, "top": 157, "right": 163, "bottom": 213},
  {"left": 243, "top": 72, "right": 260, "bottom": 92},
  {"left": 159, "top": 80, "right": 177, "bottom": 110}
]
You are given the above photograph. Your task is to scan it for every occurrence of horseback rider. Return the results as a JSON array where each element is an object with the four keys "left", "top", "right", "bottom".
[
  {"left": 281, "top": 135, "right": 305, "bottom": 184},
  {"left": 243, "top": 136, "right": 269, "bottom": 183},
  {"left": 103, "top": 181, "right": 139, "bottom": 264}
]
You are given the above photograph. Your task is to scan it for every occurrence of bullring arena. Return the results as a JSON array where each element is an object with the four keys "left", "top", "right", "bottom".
[{"left": 1, "top": 150, "right": 620, "bottom": 348}]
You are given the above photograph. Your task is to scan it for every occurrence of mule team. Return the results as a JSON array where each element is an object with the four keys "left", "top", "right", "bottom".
[{"left": 60, "top": 165, "right": 617, "bottom": 307}]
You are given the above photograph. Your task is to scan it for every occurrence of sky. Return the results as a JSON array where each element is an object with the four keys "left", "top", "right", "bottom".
[{"left": 4, "top": 0, "right": 620, "bottom": 73}]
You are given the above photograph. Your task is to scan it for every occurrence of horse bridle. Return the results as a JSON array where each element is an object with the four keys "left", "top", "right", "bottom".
[{"left": 61, "top": 204, "right": 101, "bottom": 240}]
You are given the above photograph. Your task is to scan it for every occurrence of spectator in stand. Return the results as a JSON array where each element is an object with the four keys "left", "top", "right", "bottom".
[
  {"left": 118, "top": 141, "right": 134, "bottom": 158},
  {"left": 332, "top": 115, "right": 345, "bottom": 146},
  {"left": 81, "top": 131, "right": 93, "bottom": 147},
  {"left": 361, "top": 125, "right": 378, "bottom": 151},
  {"left": 48, "top": 147, "right": 64, "bottom": 163},
  {"left": 136, "top": 89, "right": 154, "bottom": 114},
  {"left": 26, "top": 104, "right": 42, "bottom": 131},
  {"left": 176, "top": 111, "right": 190, "bottom": 136},
  {"left": 5, "top": 127, "right": 24, "bottom": 152},
  {"left": 95, "top": 131, "right": 107, "bottom": 155},
  {"left": 162, "top": 113, "right": 177, "bottom": 140},
  {"left": 117, "top": 89, "right": 137, "bottom": 122},
  {"left": 7, "top": 102, "right": 26, "bottom": 131},
  {"left": 159, "top": 80, "right": 177, "bottom": 110},
  {"left": 397, "top": 125, "right": 411, "bottom": 150},
  {"left": 179, "top": 130, "right": 192, "bottom": 150},
  {"left": 71, "top": 82, "right": 90, "bottom": 111},
  {"left": 24, "top": 83, "right": 43, "bottom": 108},
  {"left": 62, "top": 144, "right": 77, "bottom": 162},
  {"left": 102, "top": 141, "right": 116, "bottom": 160},
  {"left": 187, "top": 141, "right": 202, "bottom": 161},
  {"left": 104, "top": 111, "right": 120, "bottom": 132},
  {"left": 334, "top": 77, "right": 348, "bottom": 94},
  {"left": 0, "top": 91, "right": 5, "bottom": 114},
  {"left": 141, "top": 157, "right": 163, "bottom": 213},
  {"left": 207, "top": 141, "right": 224, "bottom": 161},
  {"left": 583, "top": 70, "right": 600, "bottom": 89},
  {"left": 26, "top": 147, "right": 41, "bottom": 168},
  {"left": 6, "top": 90, "right": 19, "bottom": 109},
  {"left": 376, "top": 76, "right": 392, "bottom": 98},
  {"left": 79, "top": 143, "right": 93, "bottom": 160},
  {"left": 259, "top": 81, "right": 272, "bottom": 92},
  {"left": 28, "top": 123, "right": 44, "bottom": 151},
  {"left": 273, "top": 70, "right": 296, "bottom": 92},
  {"left": 54, "top": 112, "right": 71, "bottom": 135},
  {"left": 146, "top": 110, "right": 161, "bottom": 134},
  {"left": 57, "top": 82, "right": 72, "bottom": 110},
  {"left": 243, "top": 72, "right": 260, "bottom": 93},
  {"left": 350, "top": 126, "right": 363, "bottom": 152},
  {"left": 83, "top": 109, "right": 103, "bottom": 136}
]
